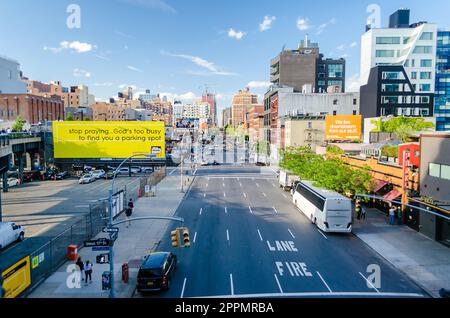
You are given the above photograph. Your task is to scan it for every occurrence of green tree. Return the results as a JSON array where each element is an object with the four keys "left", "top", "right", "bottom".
[
  {"left": 381, "top": 145, "right": 398, "bottom": 158},
  {"left": 371, "top": 116, "right": 434, "bottom": 142},
  {"left": 65, "top": 113, "right": 74, "bottom": 121},
  {"left": 12, "top": 116, "right": 26, "bottom": 132},
  {"left": 280, "top": 147, "right": 374, "bottom": 197}
]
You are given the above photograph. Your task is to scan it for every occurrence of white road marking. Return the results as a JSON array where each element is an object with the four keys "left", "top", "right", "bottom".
[
  {"left": 316, "top": 271, "right": 333, "bottom": 293},
  {"left": 169, "top": 169, "right": 176, "bottom": 175},
  {"left": 256, "top": 183, "right": 260, "bottom": 188},
  {"left": 199, "top": 292, "right": 424, "bottom": 298},
  {"left": 282, "top": 194, "right": 288, "bottom": 199},
  {"left": 239, "top": 183, "right": 242, "bottom": 187},
  {"left": 317, "top": 229, "right": 328, "bottom": 239},
  {"left": 203, "top": 193, "right": 206, "bottom": 198},
  {"left": 180, "top": 278, "right": 187, "bottom": 298},
  {"left": 225, "top": 207, "right": 228, "bottom": 214},
  {"left": 359, "top": 272, "right": 380, "bottom": 293},
  {"left": 272, "top": 183, "right": 276, "bottom": 188},
  {"left": 224, "top": 192, "right": 226, "bottom": 198},
  {"left": 205, "top": 183, "right": 209, "bottom": 188},
  {"left": 262, "top": 193, "right": 267, "bottom": 197},
  {"left": 193, "top": 169, "right": 198, "bottom": 175},
  {"left": 243, "top": 193, "right": 247, "bottom": 198},
  {"left": 274, "top": 274, "right": 284, "bottom": 294},
  {"left": 288, "top": 229, "right": 295, "bottom": 239},
  {"left": 226, "top": 230, "right": 230, "bottom": 241},
  {"left": 223, "top": 183, "right": 225, "bottom": 188},
  {"left": 230, "top": 274, "right": 234, "bottom": 296},
  {"left": 249, "top": 206, "right": 254, "bottom": 214},
  {"left": 273, "top": 207, "right": 278, "bottom": 214},
  {"left": 193, "top": 232, "right": 197, "bottom": 243},
  {"left": 75, "top": 205, "right": 90, "bottom": 208},
  {"left": 199, "top": 208, "right": 203, "bottom": 216},
  {"left": 257, "top": 229, "right": 263, "bottom": 241}
]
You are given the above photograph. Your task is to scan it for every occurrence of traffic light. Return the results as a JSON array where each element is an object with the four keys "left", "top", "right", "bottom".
[
  {"left": 182, "top": 228, "right": 191, "bottom": 248},
  {"left": 171, "top": 229, "right": 181, "bottom": 248}
]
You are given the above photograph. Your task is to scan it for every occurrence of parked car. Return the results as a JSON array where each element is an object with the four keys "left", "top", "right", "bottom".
[
  {"left": 212, "top": 160, "right": 220, "bottom": 166},
  {"left": 91, "top": 170, "right": 106, "bottom": 179},
  {"left": 116, "top": 167, "right": 130, "bottom": 175},
  {"left": 141, "top": 167, "right": 154, "bottom": 173},
  {"left": 0, "top": 222, "right": 25, "bottom": 250},
  {"left": 79, "top": 173, "right": 96, "bottom": 184},
  {"left": 131, "top": 166, "right": 142, "bottom": 173},
  {"left": 200, "top": 160, "right": 209, "bottom": 166},
  {"left": 0, "top": 178, "right": 20, "bottom": 189},
  {"left": 101, "top": 170, "right": 118, "bottom": 180},
  {"left": 55, "top": 171, "right": 69, "bottom": 180},
  {"left": 23, "top": 171, "right": 42, "bottom": 182},
  {"left": 136, "top": 252, "right": 177, "bottom": 293}
]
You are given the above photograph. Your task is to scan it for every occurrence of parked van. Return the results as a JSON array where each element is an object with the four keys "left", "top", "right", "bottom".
[{"left": 0, "top": 222, "right": 25, "bottom": 250}]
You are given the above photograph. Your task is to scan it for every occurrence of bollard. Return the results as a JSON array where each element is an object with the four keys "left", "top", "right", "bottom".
[{"left": 122, "top": 263, "right": 129, "bottom": 284}]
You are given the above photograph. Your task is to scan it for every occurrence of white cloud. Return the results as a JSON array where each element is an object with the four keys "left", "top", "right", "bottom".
[
  {"left": 297, "top": 18, "right": 311, "bottom": 31},
  {"left": 315, "top": 18, "right": 336, "bottom": 35},
  {"left": 127, "top": 65, "right": 144, "bottom": 73},
  {"left": 346, "top": 73, "right": 361, "bottom": 92},
  {"left": 73, "top": 68, "right": 92, "bottom": 78},
  {"left": 259, "top": 16, "right": 276, "bottom": 32},
  {"left": 247, "top": 81, "right": 271, "bottom": 89},
  {"left": 44, "top": 41, "right": 96, "bottom": 54},
  {"left": 117, "top": 0, "right": 176, "bottom": 13},
  {"left": 228, "top": 28, "right": 246, "bottom": 40},
  {"left": 337, "top": 44, "right": 345, "bottom": 51},
  {"left": 350, "top": 41, "right": 358, "bottom": 48},
  {"left": 162, "top": 51, "right": 237, "bottom": 76},
  {"left": 115, "top": 30, "right": 136, "bottom": 39},
  {"left": 160, "top": 91, "right": 198, "bottom": 103},
  {"left": 94, "top": 54, "right": 111, "bottom": 61}
]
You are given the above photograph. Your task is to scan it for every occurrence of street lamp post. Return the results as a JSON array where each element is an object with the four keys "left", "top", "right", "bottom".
[{"left": 108, "top": 153, "right": 153, "bottom": 298}]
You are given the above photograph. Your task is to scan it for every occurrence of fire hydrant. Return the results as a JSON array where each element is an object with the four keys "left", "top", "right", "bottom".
[{"left": 122, "top": 263, "right": 129, "bottom": 284}]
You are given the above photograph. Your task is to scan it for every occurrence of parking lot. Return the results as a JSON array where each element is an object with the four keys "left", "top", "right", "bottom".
[{"left": 1, "top": 176, "right": 142, "bottom": 239}]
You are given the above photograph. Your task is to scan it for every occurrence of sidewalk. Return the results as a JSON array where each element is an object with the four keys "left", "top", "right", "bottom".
[
  {"left": 29, "top": 174, "right": 194, "bottom": 298},
  {"left": 353, "top": 208, "right": 450, "bottom": 298}
]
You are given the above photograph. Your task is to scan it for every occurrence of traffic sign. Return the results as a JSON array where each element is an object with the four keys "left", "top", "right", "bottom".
[
  {"left": 92, "top": 246, "right": 110, "bottom": 252},
  {"left": 102, "top": 227, "right": 119, "bottom": 234},
  {"left": 84, "top": 238, "right": 111, "bottom": 247},
  {"left": 96, "top": 253, "right": 110, "bottom": 264}
]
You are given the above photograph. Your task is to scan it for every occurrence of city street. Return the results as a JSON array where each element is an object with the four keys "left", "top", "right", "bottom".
[{"left": 138, "top": 165, "right": 427, "bottom": 298}]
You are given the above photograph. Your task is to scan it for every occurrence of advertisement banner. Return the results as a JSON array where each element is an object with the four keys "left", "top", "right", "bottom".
[
  {"left": 325, "top": 115, "right": 362, "bottom": 141},
  {"left": 2, "top": 256, "right": 31, "bottom": 298},
  {"left": 53, "top": 121, "right": 166, "bottom": 159}
]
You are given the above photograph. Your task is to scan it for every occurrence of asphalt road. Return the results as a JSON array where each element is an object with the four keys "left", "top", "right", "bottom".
[{"left": 139, "top": 165, "right": 427, "bottom": 298}]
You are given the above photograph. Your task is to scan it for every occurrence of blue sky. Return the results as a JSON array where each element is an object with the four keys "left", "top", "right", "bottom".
[{"left": 1, "top": 0, "right": 449, "bottom": 112}]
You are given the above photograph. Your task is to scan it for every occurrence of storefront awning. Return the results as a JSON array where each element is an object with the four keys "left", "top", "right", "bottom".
[
  {"left": 383, "top": 189, "right": 402, "bottom": 201},
  {"left": 373, "top": 179, "right": 389, "bottom": 193}
]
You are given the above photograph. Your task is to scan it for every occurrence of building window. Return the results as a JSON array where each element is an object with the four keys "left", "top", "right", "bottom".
[
  {"left": 353, "top": 110, "right": 357, "bottom": 115},
  {"left": 376, "top": 50, "right": 395, "bottom": 58},
  {"left": 411, "top": 72, "right": 417, "bottom": 80},
  {"left": 353, "top": 99, "right": 357, "bottom": 105},
  {"left": 328, "top": 64, "right": 344, "bottom": 78},
  {"left": 419, "top": 84, "right": 431, "bottom": 92},
  {"left": 429, "top": 163, "right": 441, "bottom": 178},
  {"left": 333, "top": 111, "right": 337, "bottom": 115},
  {"left": 413, "top": 46, "right": 432, "bottom": 54},
  {"left": 420, "top": 72, "right": 432, "bottom": 80},
  {"left": 420, "top": 32, "right": 433, "bottom": 40},
  {"left": 328, "top": 80, "right": 343, "bottom": 87},
  {"left": 376, "top": 37, "right": 401, "bottom": 44},
  {"left": 442, "top": 165, "right": 450, "bottom": 180},
  {"left": 420, "top": 59, "right": 432, "bottom": 67},
  {"left": 333, "top": 99, "right": 338, "bottom": 106}
]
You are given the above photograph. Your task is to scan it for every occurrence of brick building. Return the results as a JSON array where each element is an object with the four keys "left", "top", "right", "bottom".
[{"left": 0, "top": 94, "right": 64, "bottom": 124}]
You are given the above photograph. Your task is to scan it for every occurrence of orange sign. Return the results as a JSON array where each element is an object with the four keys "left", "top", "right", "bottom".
[{"left": 325, "top": 115, "right": 362, "bottom": 141}]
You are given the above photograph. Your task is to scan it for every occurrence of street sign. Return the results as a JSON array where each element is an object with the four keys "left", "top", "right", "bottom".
[
  {"left": 96, "top": 253, "right": 110, "bottom": 264},
  {"left": 84, "top": 238, "right": 111, "bottom": 247},
  {"left": 92, "top": 246, "right": 110, "bottom": 252},
  {"left": 102, "top": 227, "right": 119, "bottom": 234}
]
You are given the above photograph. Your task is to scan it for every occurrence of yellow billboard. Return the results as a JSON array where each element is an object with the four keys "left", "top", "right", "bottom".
[
  {"left": 2, "top": 256, "right": 31, "bottom": 298},
  {"left": 325, "top": 115, "right": 362, "bottom": 141},
  {"left": 53, "top": 121, "right": 166, "bottom": 159}
]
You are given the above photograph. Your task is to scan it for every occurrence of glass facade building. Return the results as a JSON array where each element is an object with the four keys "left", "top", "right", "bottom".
[{"left": 435, "top": 30, "right": 450, "bottom": 131}]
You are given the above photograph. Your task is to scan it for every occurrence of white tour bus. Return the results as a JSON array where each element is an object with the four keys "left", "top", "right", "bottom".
[{"left": 292, "top": 181, "right": 353, "bottom": 233}]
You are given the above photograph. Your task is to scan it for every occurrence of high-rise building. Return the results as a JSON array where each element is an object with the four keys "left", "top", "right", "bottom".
[
  {"left": 270, "top": 36, "right": 346, "bottom": 93},
  {"left": 222, "top": 107, "right": 232, "bottom": 128},
  {"left": 201, "top": 92, "right": 217, "bottom": 126},
  {"left": 435, "top": 30, "right": 450, "bottom": 131},
  {"left": 0, "top": 56, "right": 27, "bottom": 94},
  {"left": 231, "top": 88, "right": 261, "bottom": 127},
  {"left": 360, "top": 9, "right": 437, "bottom": 94},
  {"left": 139, "top": 89, "right": 157, "bottom": 103}
]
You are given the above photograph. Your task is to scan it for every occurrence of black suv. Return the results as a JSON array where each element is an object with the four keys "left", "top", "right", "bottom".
[{"left": 137, "top": 252, "right": 177, "bottom": 293}]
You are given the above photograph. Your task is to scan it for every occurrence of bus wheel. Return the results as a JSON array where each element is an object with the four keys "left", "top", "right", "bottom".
[{"left": 314, "top": 218, "right": 317, "bottom": 225}]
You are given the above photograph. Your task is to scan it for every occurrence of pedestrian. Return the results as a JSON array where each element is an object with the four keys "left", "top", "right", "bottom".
[
  {"left": 389, "top": 205, "right": 396, "bottom": 225},
  {"left": 361, "top": 205, "right": 367, "bottom": 220},
  {"left": 397, "top": 206, "right": 403, "bottom": 225},
  {"left": 76, "top": 257, "right": 85, "bottom": 282},
  {"left": 126, "top": 199, "right": 134, "bottom": 228},
  {"left": 84, "top": 261, "right": 93, "bottom": 285},
  {"left": 355, "top": 201, "right": 361, "bottom": 220}
]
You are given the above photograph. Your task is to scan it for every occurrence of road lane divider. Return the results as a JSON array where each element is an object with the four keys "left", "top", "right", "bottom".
[
  {"left": 317, "top": 229, "right": 328, "bottom": 240},
  {"left": 273, "top": 207, "right": 279, "bottom": 214},
  {"left": 288, "top": 229, "right": 295, "bottom": 239},
  {"left": 359, "top": 272, "right": 380, "bottom": 293},
  {"left": 274, "top": 274, "right": 284, "bottom": 294},
  {"left": 193, "top": 232, "right": 197, "bottom": 243},
  {"left": 249, "top": 206, "right": 254, "bottom": 214},
  {"left": 180, "top": 278, "right": 187, "bottom": 298},
  {"left": 257, "top": 229, "right": 263, "bottom": 241},
  {"left": 243, "top": 193, "right": 247, "bottom": 198},
  {"left": 199, "top": 208, "right": 203, "bottom": 216},
  {"left": 263, "top": 193, "right": 267, "bottom": 197},
  {"left": 226, "top": 230, "right": 230, "bottom": 242},
  {"left": 316, "top": 271, "right": 333, "bottom": 293},
  {"left": 230, "top": 274, "right": 234, "bottom": 296}
]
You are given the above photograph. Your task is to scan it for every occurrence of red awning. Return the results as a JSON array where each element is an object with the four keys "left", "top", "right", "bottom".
[
  {"left": 373, "top": 179, "right": 389, "bottom": 192},
  {"left": 383, "top": 189, "right": 402, "bottom": 201}
]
